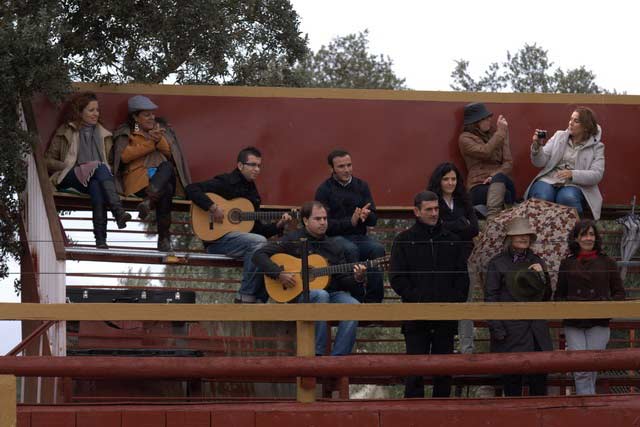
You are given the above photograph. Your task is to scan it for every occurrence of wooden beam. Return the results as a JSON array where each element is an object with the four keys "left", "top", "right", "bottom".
[
  {"left": 296, "top": 321, "right": 316, "bottom": 403},
  {"left": 22, "top": 99, "right": 66, "bottom": 260},
  {"left": 74, "top": 82, "right": 640, "bottom": 105},
  {"left": 3, "top": 349, "right": 640, "bottom": 378},
  {"left": 0, "top": 375, "right": 16, "bottom": 427},
  {"left": 1, "top": 301, "right": 640, "bottom": 322}
]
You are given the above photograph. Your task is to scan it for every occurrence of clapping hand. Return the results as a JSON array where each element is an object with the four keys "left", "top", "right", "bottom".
[{"left": 351, "top": 203, "right": 371, "bottom": 226}]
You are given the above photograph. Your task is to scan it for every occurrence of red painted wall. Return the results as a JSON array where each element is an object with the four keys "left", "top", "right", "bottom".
[{"left": 32, "top": 87, "right": 640, "bottom": 207}]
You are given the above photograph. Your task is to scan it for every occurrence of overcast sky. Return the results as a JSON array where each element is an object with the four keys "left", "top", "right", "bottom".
[{"left": 291, "top": 0, "right": 640, "bottom": 94}]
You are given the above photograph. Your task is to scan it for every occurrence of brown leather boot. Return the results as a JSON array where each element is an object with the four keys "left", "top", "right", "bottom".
[
  {"left": 100, "top": 180, "right": 131, "bottom": 229},
  {"left": 92, "top": 205, "right": 109, "bottom": 249},
  {"left": 486, "top": 182, "right": 506, "bottom": 220},
  {"left": 137, "top": 184, "right": 162, "bottom": 221}
]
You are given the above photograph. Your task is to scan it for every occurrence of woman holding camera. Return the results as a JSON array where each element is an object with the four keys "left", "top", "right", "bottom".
[
  {"left": 45, "top": 91, "right": 130, "bottom": 249},
  {"left": 458, "top": 102, "right": 515, "bottom": 219},
  {"left": 524, "top": 107, "right": 605, "bottom": 219},
  {"left": 555, "top": 220, "right": 625, "bottom": 395},
  {"left": 112, "top": 95, "right": 190, "bottom": 252}
]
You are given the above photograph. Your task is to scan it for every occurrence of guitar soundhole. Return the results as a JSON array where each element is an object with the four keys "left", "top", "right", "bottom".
[{"left": 228, "top": 209, "right": 242, "bottom": 224}]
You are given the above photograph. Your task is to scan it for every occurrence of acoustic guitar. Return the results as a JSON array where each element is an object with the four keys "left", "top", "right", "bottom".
[
  {"left": 265, "top": 253, "right": 390, "bottom": 303},
  {"left": 190, "top": 193, "right": 299, "bottom": 241}
]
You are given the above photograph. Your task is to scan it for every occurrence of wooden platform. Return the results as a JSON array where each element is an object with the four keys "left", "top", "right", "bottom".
[{"left": 17, "top": 394, "right": 640, "bottom": 426}]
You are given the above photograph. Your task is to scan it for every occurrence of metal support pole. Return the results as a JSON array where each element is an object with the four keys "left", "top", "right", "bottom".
[{"left": 300, "top": 238, "right": 310, "bottom": 303}]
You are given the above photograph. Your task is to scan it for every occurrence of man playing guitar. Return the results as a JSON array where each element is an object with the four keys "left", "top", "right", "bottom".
[
  {"left": 253, "top": 201, "right": 366, "bottom": 356},
  {"left": 185, "top": 146, "right": 292, "bottom": 303}
]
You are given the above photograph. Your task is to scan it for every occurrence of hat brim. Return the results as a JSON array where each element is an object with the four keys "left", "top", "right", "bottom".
[
  {"left": 504, "top": 232, "right": 537, "bottom": 243},
  {"left": 463, "top": 111, "right": 493, "bottom": 126}
]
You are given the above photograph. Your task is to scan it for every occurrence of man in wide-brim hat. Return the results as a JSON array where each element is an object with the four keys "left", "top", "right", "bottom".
[{"left": 484, "top": 216, "right": 553, "bottom": 397}]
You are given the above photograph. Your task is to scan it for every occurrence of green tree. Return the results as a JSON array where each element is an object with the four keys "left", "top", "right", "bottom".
[
  {"left": 0, "top": 6, "right": 71, "bottom": 290},
  {"left": 298, "top": 30, "right": 406, "bottom": 90},
  {"left": 450, "top": 43, "right": 610, "bottom": 94},
  {"left": 47, "top": 0, "right": 308, "bottom": 85},
  {"left": 117, "top": 267, "right": 153, "bottom": 288}
]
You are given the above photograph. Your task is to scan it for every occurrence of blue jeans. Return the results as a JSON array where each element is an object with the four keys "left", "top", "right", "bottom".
[
  {"left": 299, "top": 290, "right": 359, "bottom": 356},
  {"left": 206, "top": 232, "right": 267, "bottom": 302},
  {"left": 528, "top": 181, "right": 584, "bottom": 215},
  {"left": 332, "top": 235, "right": 385, "bottom": 303},
  {"left": 564, "top": 326, "right": 610, "bottom": 395},
  {"left": 59, "top": 164, "right": 114, "bottom": 206}
]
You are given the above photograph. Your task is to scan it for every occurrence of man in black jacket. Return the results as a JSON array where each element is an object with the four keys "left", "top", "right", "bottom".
[
  {"left": 185, "top": 146, "right": 292, "bottom": 303},
  {"left": 389, "top": 190, "right": 469, "bottom": 398},
  {"left": 314, "top": 150, "right": 385, "bottom": 303},
  {"left": 253, "top": 201, "right": 366, "bottom": 355}
]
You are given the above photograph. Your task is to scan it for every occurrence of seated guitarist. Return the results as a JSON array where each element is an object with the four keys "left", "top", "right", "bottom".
[
  {"left": 253, "top": 201, "right": 366, "bottom": 356},
  {"left": 185, "top": 146, "right": 292, "bottom": 303}
]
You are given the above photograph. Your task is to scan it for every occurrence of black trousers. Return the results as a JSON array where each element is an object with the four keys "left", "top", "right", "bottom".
[
  {"left": 502, "top": 373, "right": 547, "bottom": 397},
  {"left": 135, "top": 161, "right": 176, "bottom": 217},
  {"left": 403, "top": 324, "right": 455, "bottom": 398},
  {"left": 502, "top": 338, "right": 547, "bottom": 397}
]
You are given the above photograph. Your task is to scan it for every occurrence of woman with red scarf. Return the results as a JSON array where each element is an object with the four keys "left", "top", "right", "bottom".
[{"left": 555, "top": 219, "right": 626, "bottom": 395}]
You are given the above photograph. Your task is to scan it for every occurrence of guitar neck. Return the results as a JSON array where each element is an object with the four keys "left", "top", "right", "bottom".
[
  {"left": 312, "top": 257, "right": 383, "bottom": 278},
  {"left": 240, "top": 211, "right": 294, "bottom": 221}
]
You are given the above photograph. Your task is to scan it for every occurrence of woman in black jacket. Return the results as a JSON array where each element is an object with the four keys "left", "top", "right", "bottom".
[
  {"left": 427, "top": 162, "right": 479, "bottom": 354},
  {"left": 555, "top": 220, "right": 625, "bottom": 395},
  {"left": 427, "top": 162, "right": 479, "bottom": 255}
]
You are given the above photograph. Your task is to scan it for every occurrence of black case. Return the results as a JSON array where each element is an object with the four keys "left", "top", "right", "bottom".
[{"left": 66, "top": 288, "right": 196, "bottom": 304}]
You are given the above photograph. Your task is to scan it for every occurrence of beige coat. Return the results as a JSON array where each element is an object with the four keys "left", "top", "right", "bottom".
[
  {"left": 458, "top": 128, "right": 513, "bottom": 190},
  {"left": 44, "top": 122, "right": 112, "bottom": 187}
]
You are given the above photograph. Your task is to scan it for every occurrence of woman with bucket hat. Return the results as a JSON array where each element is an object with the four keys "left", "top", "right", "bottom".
[
  {"left": 458, "top": 102, "right": 516, "bottom": 219},
  {"left": 112, "top": 95, "right": 191, "bottom": 252},
  {"left": 555, "top": 219, "right": 625, "bottom": 395},
  {"left": 485, "top": 217, "right": 553, "bottom": 396}
]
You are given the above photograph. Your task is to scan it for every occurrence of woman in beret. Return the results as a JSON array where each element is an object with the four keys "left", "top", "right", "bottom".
[{"left": 112, "top": 95, "right": 190, "bottom": 251}]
